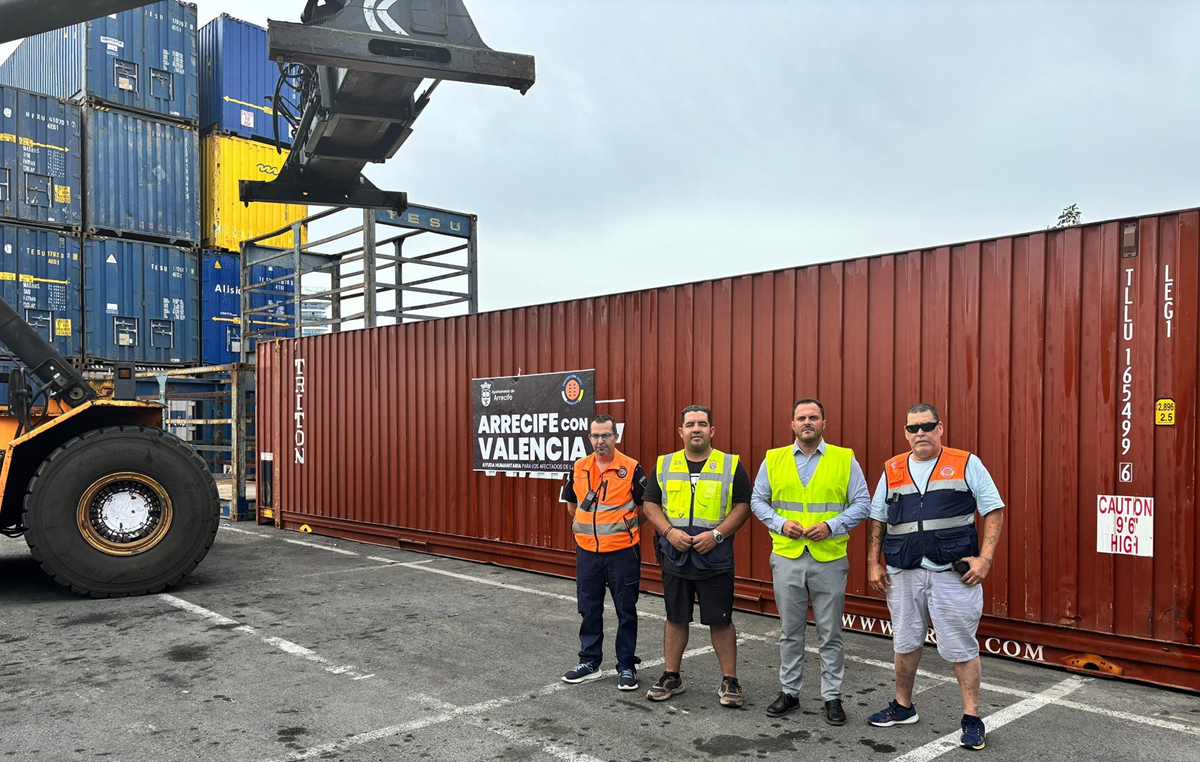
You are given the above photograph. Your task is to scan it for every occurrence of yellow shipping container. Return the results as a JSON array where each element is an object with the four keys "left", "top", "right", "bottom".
[{"left": 201, "top": 134, "right": 309, "bottom": 251}]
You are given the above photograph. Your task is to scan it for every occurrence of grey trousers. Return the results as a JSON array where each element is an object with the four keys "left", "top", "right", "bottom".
[{"left": 769, "top": 551, "right": 849, "bottom": 700}]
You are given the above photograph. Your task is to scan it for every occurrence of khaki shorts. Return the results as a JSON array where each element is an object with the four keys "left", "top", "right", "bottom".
[{"left": 885, "top": 567, "right": 983, "bottom": 662}]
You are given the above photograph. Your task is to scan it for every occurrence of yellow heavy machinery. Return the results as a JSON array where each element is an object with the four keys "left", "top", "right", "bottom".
[
  {"left": 0, "top": 299, "right": 220, "bottom": 596},
  {"left": 0, "top": 1, "right": 228, "bottom": 597}
]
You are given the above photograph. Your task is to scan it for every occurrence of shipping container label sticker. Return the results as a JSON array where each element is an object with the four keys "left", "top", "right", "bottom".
[
  {"left": 2, "top": 244, "right": 10, "bottom": 254},
  {"left": 55, "top": 319, "right": 71, "bottom": 337},
  {"left": 241, "top": 110, "right": 255, "bottom": 129},
  {"left": 54, "top": 185, "right": 70, "bottom": 204},
  {"left": 1097, "top": 495, "right": 1153, "bottom": 557},
  {"left": 118, "top": 77, "right": 133, "bottom": 91},
  {"left": 0, "top": 133, "right": 14, "bottom": 143},
  {"left": 18, "top": 274, "right": 32, "bottom": 283},
  {"left": 107, "top": 302, "right": 119, "bottom": 314},
  {"left": 1155, "top": 398, "right": 1175, "bottom": 426},
  {"left": 2, "top": 108, "right": 10, "bottom": 118},
  {"left": 0, "top": 272, "right": 13, "bottom": 281},
  {"left": 106, "top": 254, "right": 117, "bottom": 265}
]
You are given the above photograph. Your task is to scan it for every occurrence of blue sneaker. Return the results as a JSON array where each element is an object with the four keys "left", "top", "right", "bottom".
[
  {"left": 562, "top": 661, "right": 601, "bottom": 683},
  {"left": 960, "top": 714, "right": 986, "bottom": 749},
  {"left": 617, "top": 668, "right": 639, "bottom": 691},
  {"left": 867, "top": 699, "right": 919, "bottom": 727}
]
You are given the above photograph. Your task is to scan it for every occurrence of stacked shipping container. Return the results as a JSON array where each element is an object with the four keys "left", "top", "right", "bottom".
[
  {"left": 201, "top": 252, "right": 294, "bottom": 366},
  {"left": 0, "top": 87, "right": 82, "bottom": 228},
  {"left": 0, "top": 1, "right": 204, "bottom": 367},
  {"left": 197, "top": 14, "right": 301, "bottom": 366},
  {"left": 0, "top": 0, "right": 199, "bottom": 120}
]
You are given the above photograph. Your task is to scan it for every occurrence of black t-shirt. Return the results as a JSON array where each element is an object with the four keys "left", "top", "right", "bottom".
[{"left": 645, "top": 454, "right": 752, "bottom": 580}]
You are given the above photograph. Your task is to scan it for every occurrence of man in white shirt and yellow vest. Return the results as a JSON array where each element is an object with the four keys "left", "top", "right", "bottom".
[{"left": 750, "top": 398, "right": 870, "bottom": 725}]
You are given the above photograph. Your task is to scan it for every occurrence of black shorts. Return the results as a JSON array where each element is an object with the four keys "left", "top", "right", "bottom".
[{"left": 661, "top": 569, "right": 735, "bottom": 625}]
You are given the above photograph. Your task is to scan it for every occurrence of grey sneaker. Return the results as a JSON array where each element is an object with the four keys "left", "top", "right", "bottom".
[{"left": 562, "top": 661, "right": 601, "bottom": 684}]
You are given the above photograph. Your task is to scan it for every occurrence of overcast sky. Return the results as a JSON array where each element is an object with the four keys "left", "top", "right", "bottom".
[{"left": 4, "top": 1, "right": 1200, "bottom": 313}]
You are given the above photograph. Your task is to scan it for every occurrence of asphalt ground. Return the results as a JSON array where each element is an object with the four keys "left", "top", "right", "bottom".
[{"left": 2, "top": 523, "right": 1199, "bottom": 761}]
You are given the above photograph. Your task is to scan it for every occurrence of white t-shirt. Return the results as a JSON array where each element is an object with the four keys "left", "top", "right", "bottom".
[{"left": 869, "top": 451, "right": 1004, "bottom": 572}]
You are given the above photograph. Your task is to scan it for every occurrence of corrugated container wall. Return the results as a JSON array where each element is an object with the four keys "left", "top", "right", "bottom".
[
  {"left": 0, "top": 1, "right": 199, "bottom": 122},
  {"left": 0, "top": 87, "right": 82, "bottom": 227},
  {"left": 200, "top": 251, "right": 294, "bottom": 366},
  {"left": 259, "top": 209, "right": 1200, "bottom": 691},
  {"left": 0, "top": 223, "right": 80, "bottom": 358},
  {"left": 83, "top": 237, "right": 198, "bottom": 365},
  {"left": 198, "top": 15, "right": 297, "bottom": 145},
  {"left": 201, "top": 134, "right": 306, "bottom": 251},
  {"left": 85, "top": 106, "right": 199, "bottom": 244}
]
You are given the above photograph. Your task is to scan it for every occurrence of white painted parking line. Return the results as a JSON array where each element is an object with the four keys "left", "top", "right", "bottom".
[
  {"left": 159, "top": 594, "right": 374, "bottom": 681},
  {"left": 292, "top": 564, "right": 399, "bottom": 579},
  {"left": 219, "top": 526, "right": 268, "bottom": 537},
  {"left": 888, "top": 676, "right": 1089, "bottom": 761},
  {"left": 1054, "top": 697, "right": 1200, "bottom": 738},
  {"left": 366, "top": 556, "right": 434, "bottom": 565},
  {"left": 284, "top": 538, "right": 360, "bottom": 555},
  {"left": 396, "top": 560, "right": 579, "bottom": 601}
]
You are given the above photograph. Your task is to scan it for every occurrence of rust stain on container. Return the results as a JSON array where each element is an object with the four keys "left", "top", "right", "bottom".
[{"left": 258, "top": 208, "right": 1200, "bottom": 691}]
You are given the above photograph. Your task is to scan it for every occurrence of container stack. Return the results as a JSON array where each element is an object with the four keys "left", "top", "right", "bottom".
[
  {"left": 0, "top": 0, "right": 202, "bottom": 367},
  {"left": 198, "top": 14, "right": 305, "bottom": 365},
  {"left": 0, "top": 86, "right": 84, "bottom": 371}
]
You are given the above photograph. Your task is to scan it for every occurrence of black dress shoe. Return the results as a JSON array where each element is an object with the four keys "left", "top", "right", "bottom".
[
  {"left": 765, "top": 691, "right": 800, "bottom": 717},
  {"left": 824, "top": 698, "right": 847, "bottom": 725}
]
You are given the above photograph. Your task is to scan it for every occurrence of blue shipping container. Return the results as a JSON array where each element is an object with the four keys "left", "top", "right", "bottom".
[
  {"left": 84, "top": 237, "right": 199, "bottom": 365},
  {"left": 0, "top": 223, "right": 81, "bottom": 359},
  {"left": 199, "top": 15, "right": 298, "bottom": 145},
  {"left": 0, "top": 1, "right": 199, "bottom": 122},
  {"left": 0, "top": 86, "right": 83, "bottom": 227},
  {"left": 200, "top": 251, "right": 294, "bottom": 366},
  {"left": 85, "top": 106, "right": 199, "bottom": 243}
]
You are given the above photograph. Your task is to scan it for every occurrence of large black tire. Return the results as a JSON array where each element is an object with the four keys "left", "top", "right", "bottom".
[{"left": 23, "top": 425, "right": 220, "bottom": 597}]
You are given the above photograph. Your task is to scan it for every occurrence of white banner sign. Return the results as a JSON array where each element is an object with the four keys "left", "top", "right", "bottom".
[{"left": 1096, "top": 495, "right": 1154, "bottom": 557}]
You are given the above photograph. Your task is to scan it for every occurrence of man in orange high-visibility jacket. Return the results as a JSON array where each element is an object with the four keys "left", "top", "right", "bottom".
[{"left": 560, "top": 414, "right": 647, "bottom": 691}]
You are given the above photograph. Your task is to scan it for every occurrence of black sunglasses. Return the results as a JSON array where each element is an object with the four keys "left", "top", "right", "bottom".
[{"left": 905, "top": 422, "right": 939, "bottom": 434}]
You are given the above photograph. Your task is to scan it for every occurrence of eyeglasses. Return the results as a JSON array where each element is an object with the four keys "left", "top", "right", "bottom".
[
  {"left": 589, "top": 433, "right": 615, "bottom": 441},
  {"left": 905, "top": 422, "right": 939, "bottom": 434}
]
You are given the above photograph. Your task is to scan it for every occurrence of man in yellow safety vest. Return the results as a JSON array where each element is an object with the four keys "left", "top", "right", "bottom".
[{"left": 750, "top": 398, "right": 870, "bottom": 725}]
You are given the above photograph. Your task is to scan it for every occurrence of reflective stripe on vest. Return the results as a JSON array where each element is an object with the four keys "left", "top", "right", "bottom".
[
  {"left": 572, "top": 451, "right": 641, "bottom": 553},
  {"left": 764, "top": 443, "right": 852, "bottom": 561},
  {"left": 656, "top": 449, "right": 737, "bottom": 530},
  {"left": 882, "top": 447, "right": 979, "bottom": 569}
]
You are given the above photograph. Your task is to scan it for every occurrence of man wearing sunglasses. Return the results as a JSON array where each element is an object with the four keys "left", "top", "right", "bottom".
[
  {"left": 750, "top": 398, "right": 871, "bottom": 726},
  {"left": 560, "top": 414, "right": 648, "bottom": 691},
  {"left": 865, "top": 403, "right": 1005, "bottom": 752}
]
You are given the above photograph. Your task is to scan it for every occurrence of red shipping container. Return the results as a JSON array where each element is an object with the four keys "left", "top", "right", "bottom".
[{"left": 257, "top": 208, "right": 1200, "bottom": 691}]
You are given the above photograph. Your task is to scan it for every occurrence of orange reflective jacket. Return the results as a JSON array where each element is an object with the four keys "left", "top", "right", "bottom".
[{"left": 571, "top": 450, "right": 641, "bottom": 553}]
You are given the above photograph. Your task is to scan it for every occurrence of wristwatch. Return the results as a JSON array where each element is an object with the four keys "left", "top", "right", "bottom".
[{"left": 712, "top": 529, "right": 724, "bottom": 544}]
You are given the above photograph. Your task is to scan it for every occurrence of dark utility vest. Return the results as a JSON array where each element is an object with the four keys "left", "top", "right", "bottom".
[{"left": 882, "top": 447, "right": 979, "bottom": 569}]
